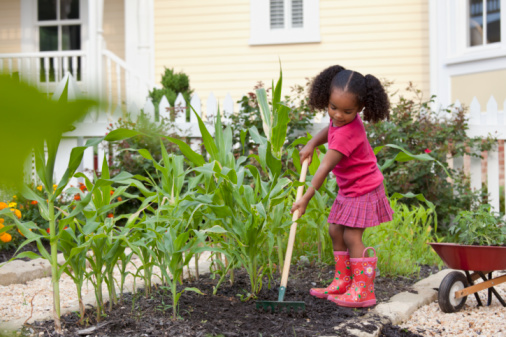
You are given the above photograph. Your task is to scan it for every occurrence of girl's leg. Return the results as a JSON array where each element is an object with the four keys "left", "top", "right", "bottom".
[
  {"left": 342, "top": 227, "right": 366, "bottom": 258},
  {"left": 328, "top": 223, "right": 347, "bottom": 251}
]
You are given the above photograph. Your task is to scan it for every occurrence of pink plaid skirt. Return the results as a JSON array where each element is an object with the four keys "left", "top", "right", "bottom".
[{"left": 327, "top": 183, "right": 393, "bottom": 228}]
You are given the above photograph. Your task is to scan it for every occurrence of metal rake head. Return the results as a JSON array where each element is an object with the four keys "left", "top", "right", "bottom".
[{"left": 255, "top": 300, "right": 306, "bottom": 313}]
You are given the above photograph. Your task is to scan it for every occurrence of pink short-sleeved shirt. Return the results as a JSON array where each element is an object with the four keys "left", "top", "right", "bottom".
[{"left": 327, "top": 115, "right": 384, "bottom": 197}]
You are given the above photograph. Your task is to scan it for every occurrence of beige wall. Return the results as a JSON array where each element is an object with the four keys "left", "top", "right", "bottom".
[
  {"left": 103, "top": 0, "right": 125, "bottom": 59},
  {"left": 0, "top": 1, "right": 21, "bottom": 54},
  {"left": 153, "top": 0, "right": 430, "bottom": 110},
  {"left": 451, "top": 70, "right": 506, "bottom": 108}
]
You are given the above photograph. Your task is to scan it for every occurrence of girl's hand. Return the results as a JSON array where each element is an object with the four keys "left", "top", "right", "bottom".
[
  {"left": 291, "top": 197, "right": 309, "bottom": 217},
  {"left": 299, "top": 143, "right": 314, "bottom": 166}
]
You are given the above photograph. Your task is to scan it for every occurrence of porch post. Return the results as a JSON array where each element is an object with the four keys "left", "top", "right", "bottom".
[
  {"left": 87, "top": 0, "right": 104, "bottom": 102},
  {"left": 125, "top": 0, "right": 154, "bottom": 109},
  {"left": 137, "top": 0, "right": 154, "bottom": 92}
]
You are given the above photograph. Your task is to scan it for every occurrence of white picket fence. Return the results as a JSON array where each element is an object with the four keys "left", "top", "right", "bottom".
[
  {"left": 448, "top": 96, "right": 506, "bottom": 212},
  {"left": 41, "top": 74, "right": 506, "bottom": 213}
]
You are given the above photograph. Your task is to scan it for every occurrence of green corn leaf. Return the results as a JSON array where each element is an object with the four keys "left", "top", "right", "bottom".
[
  {"left": 272, "top": 66, "right": 283, "bottom": 119},
  {"left": 104, "top": 129, "right": 141, "bottom": 141},
  {"left": 183, "top": 287, "right": 205, "bottom": 295},
  {"left": 164, "top": 136, "right": 205, "bottom": 167},
  {"left": 190, "top": 104, "right": 218, "bottom": 161},
  {"left": 256, "top": 89, "right": 272, "bottom": 141},
  {"left": 248, "top": 126, "right": 267, "bottom": 145},
  {"left": 271, "top": 104, "right": 290, "bottom": 158}
]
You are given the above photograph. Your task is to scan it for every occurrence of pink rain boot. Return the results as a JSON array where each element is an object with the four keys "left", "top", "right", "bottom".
[
  {"left": 310, "top": 251, "right": 351, "bottom": 298},
  {"left": 328, "top": 247, "right": 377, "bottom": 307}
]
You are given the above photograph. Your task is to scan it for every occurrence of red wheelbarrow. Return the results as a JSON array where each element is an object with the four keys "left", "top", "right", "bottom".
[{"left": 429, "top": 243, "right": 506, "bottom": 313}]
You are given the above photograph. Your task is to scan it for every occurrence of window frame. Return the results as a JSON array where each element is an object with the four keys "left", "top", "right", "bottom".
[
  {"left": 36, "top": 0, "right": 84, "bottom": 52},
  {"left": 446, "top": 0, "right": 506, "bottom": 65},
  {"left": 21, "top": 0, "right": 88, "bottom": 53},
  {"left": 249, "top": 0, "right": 320, "bottom": 46}
]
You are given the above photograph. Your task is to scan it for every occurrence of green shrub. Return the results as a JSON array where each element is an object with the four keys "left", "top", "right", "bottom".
[
  {"left": 448, "top": 204, "right": 506, "bottom": 246},
  {"left": 363, "top": 198, "right": 444, "bottom": 277},
  {"left": 109, "top": 113, "right": 184, "bottom": 216},
  {"left": 148, "top": 68, "right": 193, "bottom": 120},
  {"left": 366, "top": 83, "right": 496, "bottom": 232}
]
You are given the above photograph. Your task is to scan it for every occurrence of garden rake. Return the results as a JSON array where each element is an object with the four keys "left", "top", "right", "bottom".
[{"left": 256, "top": 158, "right": 309, "bottom": 312}]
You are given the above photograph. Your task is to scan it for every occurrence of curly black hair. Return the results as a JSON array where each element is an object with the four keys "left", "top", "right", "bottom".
[{"left": 308, "top": 65, "right": 390, "bottom": 123}]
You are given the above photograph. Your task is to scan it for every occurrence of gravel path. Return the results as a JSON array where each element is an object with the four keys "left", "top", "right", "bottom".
[{"left": 400, "top": 271, "right": 506, "bottom": 337}]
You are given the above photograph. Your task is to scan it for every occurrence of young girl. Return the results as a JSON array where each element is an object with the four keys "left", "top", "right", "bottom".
[{"left": 290, "top": 65, "right": 393, "bottom": 308}]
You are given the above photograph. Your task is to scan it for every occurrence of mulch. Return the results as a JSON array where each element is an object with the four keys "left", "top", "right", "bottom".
[{"left": 14, "top": 256, "right": 437, "bottom": 337}]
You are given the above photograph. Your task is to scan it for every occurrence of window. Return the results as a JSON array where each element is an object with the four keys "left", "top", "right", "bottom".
[
  {"left": 469, "top": 0, "right": 501, "bottom": 47},
  {"left": 37, "top": 0, "right": 82, "bottom": 81},
  {"left": 250, "top": 0, "right": 320, "bottom": 45}
]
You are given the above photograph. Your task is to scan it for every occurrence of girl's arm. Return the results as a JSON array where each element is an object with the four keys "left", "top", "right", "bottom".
[
  {"left": 291, "top": 148, "right": 343, "bottom": 216},
  {"left": 299, "top": 126, "right": 329, "bottom": 165}
]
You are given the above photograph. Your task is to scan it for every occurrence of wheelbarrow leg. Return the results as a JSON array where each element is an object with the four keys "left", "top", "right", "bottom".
[
  {"left": 465, "top": 271, "right": 483, "bottom": 307},
  {"left": 477, "top": 271, "right": 506, "bottom": 307},
  {"left": 487, "top": 272, "right": 492, "bottom": 306}
]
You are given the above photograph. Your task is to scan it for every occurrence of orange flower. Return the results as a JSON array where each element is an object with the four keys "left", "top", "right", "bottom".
[
  {"left": 74, "top": 194, "right": 81, "bottom": 201},
  {"left": 0, "top": 223, "right": 4, "bottom": 229},
  {"left": 107, "top": 213, "right": 114, "bottom": 218},
  {"left": 110, "top": 190, "right": 114, "bottom": 196},
  {"left": 0, "top": 233, "right": 12, "bottom": 243},
  {"left": 0, "top": 218, "right": 4, "bottom": 224},
  {"left": 11, "top": 209, "right": 21, "bottom": 219},
  {"left": 63, "top": 226, "right": 68, "bottom": 230},
  {"left": 0, "top": 202, "right": 7, "bottom": 210},
  {"left": 46, "top": 228, "right": 50, "bottom": 234},
  {"left": 117, "top": 197, "right": 123, "bottom": 201},
  {"left": 31, "top": 200, "right": 38, "bottom": 205},
  {"left": 79, "top": 183, "right": 87, "bottom": 192}
]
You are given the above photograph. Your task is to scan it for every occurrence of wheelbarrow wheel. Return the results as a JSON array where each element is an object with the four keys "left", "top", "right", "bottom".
[{"left": 438, "top": 271, "right": 468, "bottom": 313}]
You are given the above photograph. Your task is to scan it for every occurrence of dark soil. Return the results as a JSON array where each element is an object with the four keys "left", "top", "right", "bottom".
[
  {"left": 0, "top": 240, "right": 52, "bottom": 263},
  {"left": 20, "top": 261, "right": 439, "bottom": 337}
]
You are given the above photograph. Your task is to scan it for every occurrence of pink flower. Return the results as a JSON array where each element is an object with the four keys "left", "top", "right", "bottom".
[{"left": 424, "top": 149, "right": 432, "bottom": 154}]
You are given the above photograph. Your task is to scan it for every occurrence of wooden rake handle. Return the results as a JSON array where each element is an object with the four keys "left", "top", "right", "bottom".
[{"left": 280, "top": 158, "right": 309, "bottom": 289}]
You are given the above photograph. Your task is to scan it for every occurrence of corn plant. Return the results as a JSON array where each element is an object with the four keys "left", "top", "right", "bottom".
[{"left": 11, "top": 126, "right": 138, "bottom": 332}]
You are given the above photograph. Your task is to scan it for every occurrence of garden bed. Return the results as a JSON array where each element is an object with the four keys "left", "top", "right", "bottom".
[
  {"left": 20, "top": 262, "right": 438, "bottom": 337},
  {"left": 0, "top": 240, "right": 52, "bottom": 264}
]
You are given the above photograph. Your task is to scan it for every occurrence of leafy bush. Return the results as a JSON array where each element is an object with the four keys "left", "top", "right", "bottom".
[
  {"left": 148, "top": 68, "right": 193, "bottom": 120},
  {"left": 366, "top": 83, "right": 496, "bottom": 232},
  {"left": 109, "top": 113, "right": 184, "bottom": 215},
  {"left": 448, "top": 204, "right": 506, "bottom": 246}
]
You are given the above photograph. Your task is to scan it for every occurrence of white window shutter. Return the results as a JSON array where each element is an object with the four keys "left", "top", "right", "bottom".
[
  {"left": 270, "top": 0, "right": 285, "bottom": 29},
  {"left": 291, "top": 0, "right": 303, "bottom": 28}
]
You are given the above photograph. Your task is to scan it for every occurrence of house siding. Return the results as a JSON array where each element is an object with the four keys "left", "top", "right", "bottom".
[
  {"left": 153, "top": 0, "right": 429, "bottom": 107},
  {"left": 451, "top": 70, "right": 506, "bottom": 108},
  {"left": 103, "top": 0, "right": 125, "bottom": 59},
  {"left": 0, "top": 1, "right": 21, "bottom": 54}
]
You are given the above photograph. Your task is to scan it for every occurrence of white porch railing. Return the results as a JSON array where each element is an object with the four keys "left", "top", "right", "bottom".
[
  {"left": 0, "top": 49, "right": 151, "bottom": 110},
  {"left": 0, "top": 50, "right": 86, "bottom": 98}
]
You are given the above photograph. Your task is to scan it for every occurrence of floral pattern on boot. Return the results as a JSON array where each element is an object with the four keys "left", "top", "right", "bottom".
[
  {"left": 310, "top": 251, "right": 351, "bottom": 299},
  {"left": 328, "top": 247, "right": 377, "bottom": 307}
]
